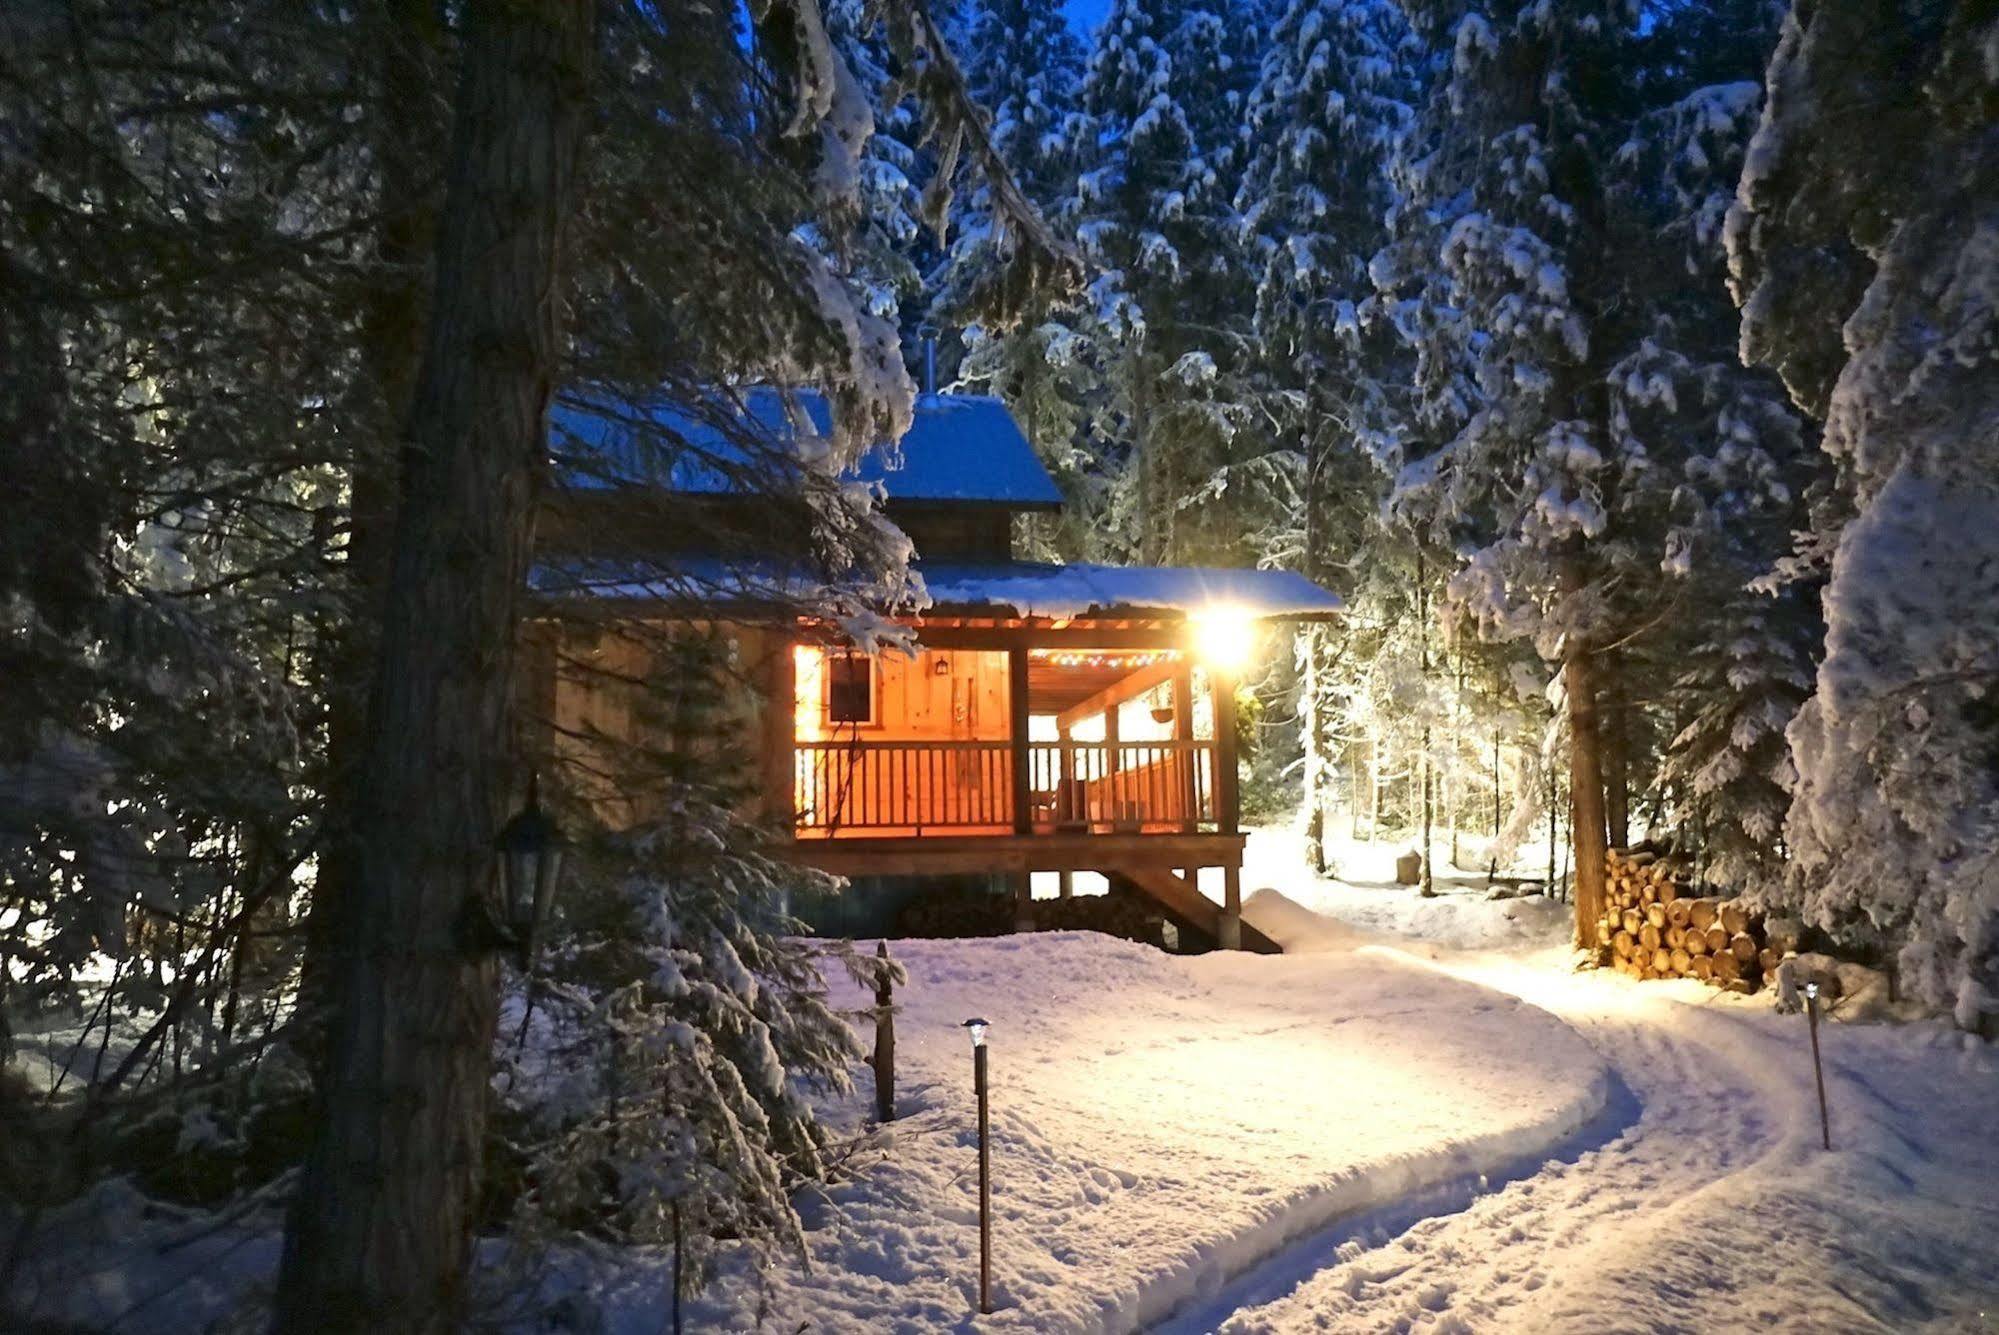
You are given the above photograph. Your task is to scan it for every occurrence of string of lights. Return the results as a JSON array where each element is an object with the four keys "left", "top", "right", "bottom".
[{"left": 1027, "top": 649, "right": 1184, "bottom": 669}]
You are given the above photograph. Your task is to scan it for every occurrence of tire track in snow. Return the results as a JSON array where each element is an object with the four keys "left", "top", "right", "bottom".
[{"left": 1155, "top": 952, "right": 1820, "bottom": 1334}]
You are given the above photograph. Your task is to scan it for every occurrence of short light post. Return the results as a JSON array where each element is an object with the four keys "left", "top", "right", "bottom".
[
  {"left": 1803, "top": 980, "right": 1831, "bottom": 1150},
  {"left": 963, "top": 1017, "right": 993, "bottom": 1315},
  {"left": 873, "top": 940, "right": 896, "bottom": 1124}
]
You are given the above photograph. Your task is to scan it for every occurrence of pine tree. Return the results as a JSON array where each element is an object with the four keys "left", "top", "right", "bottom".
[
  {"left": 933, "top": 0, "right": 1094, "bottom": 557},
  {"left": 501, "top": 631, "right": 871, "bottom": 1306},
  {"left": 1372, "top": 0, "right": 1805, "bottom": 946},
  {"left": 1726, "top": 0, "right": 1999, "bottom": 1025},
  {"left": 1655, "top": 582, "right": 1819, "bottom": 895},
  {"left": 1065, "top": 0, "right": 1270, "bottom": 565},
  {"left": 1, "top": 0, "right": 1078, "bottom": 1320},
  {"left": 1233, "top": 0, "right": 1418, "bottom": 862}
]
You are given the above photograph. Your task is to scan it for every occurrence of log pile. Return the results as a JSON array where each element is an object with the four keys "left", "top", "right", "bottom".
[{"left": 1598, "top": 847, "right": 1794, "bottom": 994}]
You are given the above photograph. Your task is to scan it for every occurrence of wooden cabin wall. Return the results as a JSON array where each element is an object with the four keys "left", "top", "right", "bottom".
[
  {"left": 793, "top": 646, "right": 1009, "bottom": 743},
  {"left": 888, "top": 504, "right": 1014, "bottom": 561},
  {"left": 533, "top": 619, "right": 787, "bottom": 831},
  {"left": 793, "top": 646, "right": 1013, "bottom": 835}
]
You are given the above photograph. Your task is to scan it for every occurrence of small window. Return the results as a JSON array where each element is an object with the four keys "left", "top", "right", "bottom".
[{"left": 826, "top": 651, "right": 876, "bottom": 726}]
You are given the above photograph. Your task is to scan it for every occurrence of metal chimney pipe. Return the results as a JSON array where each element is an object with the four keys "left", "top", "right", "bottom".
[{"left": 918, "top": 323, "right": 939, "bottom": 397}]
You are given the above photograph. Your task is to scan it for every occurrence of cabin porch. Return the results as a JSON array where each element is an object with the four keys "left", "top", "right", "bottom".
[
  {"left": 766, "top": 617, "right": 1268, "bottom": 951},
  {"left": 788, "top": 641, "right": 1231, "bottom": 839}
]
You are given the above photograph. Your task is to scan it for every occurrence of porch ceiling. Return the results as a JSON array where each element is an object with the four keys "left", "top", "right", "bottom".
[{"left": 1026, "top": 654, "right": 1181, "bottom": 717}]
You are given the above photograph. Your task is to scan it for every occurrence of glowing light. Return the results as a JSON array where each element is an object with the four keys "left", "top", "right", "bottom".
[
  {"left": 1803, "top": 981, "right": 1819, "bottom": 1001},
  {"left": 793, "top": 645, "right": 825, "bottom": 742},
  {"left": 1028, "top": 649, "right": 1181, "bottom": 669},
  {"left": 1190, "top": 607, "right": 1258, "bottom": 672},
  {"left": 962, "top": 1017, "right": 990, "bottom": 1048}
]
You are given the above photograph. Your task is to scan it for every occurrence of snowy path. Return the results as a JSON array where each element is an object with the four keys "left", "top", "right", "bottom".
[{"left": 1164, "top": 938, "right": 1999, "bottom": 1334}]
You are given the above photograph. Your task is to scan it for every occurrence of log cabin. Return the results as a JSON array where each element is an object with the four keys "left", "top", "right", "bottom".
[{"left": 525, "top": 388, "right": 1342, "bottom": 953}]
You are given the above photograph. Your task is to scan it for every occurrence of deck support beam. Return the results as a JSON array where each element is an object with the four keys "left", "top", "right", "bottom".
[
  {"left": 1211, "top": 664, "right": 1243, "bottom": 948},
  {"left": 1173, "top": 668, "right": 1195, "bottom": 833},
  {"left": 1007, "top": 644, "right": 1031, "bottom": 835}
]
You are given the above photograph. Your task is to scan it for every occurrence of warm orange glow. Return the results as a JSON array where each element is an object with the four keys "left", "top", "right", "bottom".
[
  {"left": 793, "top": 644, "right": 826, "bottom": 742},
  {"left": 1190, "top": 607, "right": 1258, "bottom": 673}
]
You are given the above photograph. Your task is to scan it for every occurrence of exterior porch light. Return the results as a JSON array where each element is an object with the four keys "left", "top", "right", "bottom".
[
  {"left": 493, "top": 773, "right": 566, "bottom": 970},
  {"left": 1190, "top": 607, "right": 1258, "bottom": 672}
]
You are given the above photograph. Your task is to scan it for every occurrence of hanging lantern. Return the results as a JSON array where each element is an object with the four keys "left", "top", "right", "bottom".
[{"left": 494, "top": 773, "right": 566, "bottom": 969}]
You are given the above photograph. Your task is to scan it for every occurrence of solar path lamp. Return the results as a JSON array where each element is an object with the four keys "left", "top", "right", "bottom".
[
  {"left": 1803, "top": 980, "right": 1832, "bottom": 1150},
  {"left": 963, "top": 1017, "right": 993, "bottom": 1314}
]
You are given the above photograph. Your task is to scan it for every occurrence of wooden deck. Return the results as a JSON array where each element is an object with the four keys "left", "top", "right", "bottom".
[{"left": 782, "top": 830, "right": 1244, "bottom": 876}]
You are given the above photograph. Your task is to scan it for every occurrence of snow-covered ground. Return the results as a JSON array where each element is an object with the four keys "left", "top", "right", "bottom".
[
  {"left": 1191, "top": 829, "right": 1999, "bottom": 1334},
  {"left": 12, "top": 825, "right": 1998, "bottom": 1334},
  {"left": 1242, "top": 825, "right": 1572, "bottom": 952},
  {"left": 1190, "top": 947, "right": 1999, "bottom": 1334},
  {"left": 631, "top": 928, "right": 1609, "bottom": 1333}
]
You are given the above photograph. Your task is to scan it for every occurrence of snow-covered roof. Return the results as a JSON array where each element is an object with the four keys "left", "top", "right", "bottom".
[
  {"left": 918, "top": 562, "right": 1342, "bottom": 620},
  {"left": 551, "top": 388, "right": 1063, "bottom": 509},
  {"left": 537, "top": 558, "right": 1343, "bottom": 622}
]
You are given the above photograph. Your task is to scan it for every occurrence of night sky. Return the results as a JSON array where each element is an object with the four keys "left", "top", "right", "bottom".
[{"left": 1064, "top": 0, "right": 1111, "bottom": 36}]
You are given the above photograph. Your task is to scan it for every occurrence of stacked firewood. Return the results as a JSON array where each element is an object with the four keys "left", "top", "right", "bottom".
[{"left": 1599, "top": 847, "right": 1791, "bottom": 993}]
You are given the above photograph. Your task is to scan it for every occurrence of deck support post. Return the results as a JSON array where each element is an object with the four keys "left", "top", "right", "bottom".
[
  {"left": 1008, "top": 643, "right": 1031, "bottom": 836},
  {"left": 1104, "top": 698, "right": 1122, "bottom": 828},
  {"left": 1009, "top": 871, "right": 1033, "bottom": 933},
  {"left": 1212, "top": 664, "right": 1244, "bottom": 949},
  {"left": 1057, "top": 723, "right": 1077, "bottom": 830},
  {"left": 1173, "top": 667, "right": 1196, "bottom": 831},
  {"left": 1219, "top": 864, "right": 1242, "bottom": 951}
]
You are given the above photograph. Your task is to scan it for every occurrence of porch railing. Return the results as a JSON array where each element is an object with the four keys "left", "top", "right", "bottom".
[{"left": 794, "top": 738, "right": 1215, "bottom": 834}]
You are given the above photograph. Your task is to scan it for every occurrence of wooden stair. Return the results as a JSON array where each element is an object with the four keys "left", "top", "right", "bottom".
[{"left": 1113, "top": 863, "right": 1282, "bottom": 955}]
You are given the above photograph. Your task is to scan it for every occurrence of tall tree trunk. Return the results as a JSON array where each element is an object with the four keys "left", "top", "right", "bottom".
[
  {"left": 1300, "top": 423, "right": 1331, "bottom": 874},
  {"left": 1603, "top": 656, "right": 1629, "bottom": 849},
  {"left": 1563, "top": 619, "right": 1609, "bottom": 949},
  {"left": 274, "top": 3, "right": 592, "bottom": 1329},
  {"left": 1416, "top": 552, "right": 1434, "bottom": 895},
  {"left": 300, "top": 0, "right": 446, "bottom": 1049},
  {"left": 1449, "top": 650, "right": 1464, "bottom": 869},
  {"left": 1367, "top": 728, "right": 1380, "bottom": 840},
  {"left": 1490, "top": 722, "right": 1501, "bottom": 840},
  {"left": 1131, "top": 340, "right": 1154, "bottom": 563}
]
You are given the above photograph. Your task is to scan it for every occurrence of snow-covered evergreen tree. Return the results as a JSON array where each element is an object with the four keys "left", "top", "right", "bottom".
[
  {"left": 823, "top": 0, "right": 928, "bottom": 332},
  {"left": 1371, "top": 0, "right": 1806, "bottom": 943},
  {"left": 503, "top": 632, "right": 871, "bottom": 1300},
  {"left": 1232, "top": 0, "right": 1418, "bottom": 861},
  {"left": 932, "top": 0, "right": 1096, "bottom": 557},
  {"left": 1726, "top": 0, "right": 1999, "bottom": 1025},
  {"left": 1064, "top": 0, "right": 1271, "bottom": 565},
  {"left": 1655, "top": 581, "right": 1819, "bottom": 895}
]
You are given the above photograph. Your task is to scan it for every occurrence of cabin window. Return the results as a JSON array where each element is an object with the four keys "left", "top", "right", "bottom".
[{"left": 825, "top": 651, "right": 877, "bottom": 726}]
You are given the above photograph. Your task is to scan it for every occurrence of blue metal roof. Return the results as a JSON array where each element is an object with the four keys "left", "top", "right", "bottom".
[
  {"left": 916, "top": 562, "right": 1345, "bottom": 619},
  {"left": 537, "top": 558, "right": 1344, "bottom": 621},
  {"left": 551, "top": 388, "right": 1063, "bottom": 509}
]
